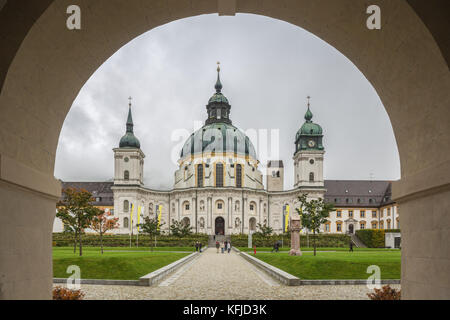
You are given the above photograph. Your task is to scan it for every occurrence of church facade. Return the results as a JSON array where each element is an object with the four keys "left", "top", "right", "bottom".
[
  {"left": 54, "top": 66, "right": 399, "bottom": 236},
  {"left": 111, "top": 66, "right": 326, "bottom": 235}
]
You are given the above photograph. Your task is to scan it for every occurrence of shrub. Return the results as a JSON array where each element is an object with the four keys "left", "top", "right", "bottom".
[
  {"left": 356, "top": 229, "right": 385, "bottom": 248},
  {"left": 384, "top": 229, "right": 401, "bottom": 233},
  {"left": 53, "top": 286, "right": 85, "bottom": 300},
  {"left": 52, "top": 233, "right": 209, "bottom": 247},
  {"left": 230, "top": 233, "right": 350, "bottom": 248},
  {"left": 367, "top": 285, "right": 401, "bottom": 300}
]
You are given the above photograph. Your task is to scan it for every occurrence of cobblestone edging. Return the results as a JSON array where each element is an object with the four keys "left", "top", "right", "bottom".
[
  {"left": 53, "top": 249, "right": 204, "bottom": 287},
  {"left": 235, "top": 248, "right": 400, "bottom": 286},
  {"left": 139, "top": 250, "right": 203, "bottom": 286},
  {"left": 238, "top": 251, "right": 301, "bottom": 286}
]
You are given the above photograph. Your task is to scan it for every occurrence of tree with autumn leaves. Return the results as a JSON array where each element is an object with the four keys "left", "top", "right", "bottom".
[
  {"left": 90, "top": 209, "right": 120, "bottom": 254},
  {"left": 57, "top": 188, "right": 119, "bottom": 256},
  {"left": 57, "top": 188, "right": 97, "bottom": 256}
]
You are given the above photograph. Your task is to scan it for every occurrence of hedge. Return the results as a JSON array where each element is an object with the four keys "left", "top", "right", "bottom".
[
  {"left": 230, "top": 233, "right": 350, "bottom": 248},
  {"left": 355, "top": 229, "right": 385, "bottom": 248},
  {"left": 52, "top": 233, "right": 208, "bottom": 247},
  {"left": 384, "top": 229, "right": 401, "bottom": 233}
]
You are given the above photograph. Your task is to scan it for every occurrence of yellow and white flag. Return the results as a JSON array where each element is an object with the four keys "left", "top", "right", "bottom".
[
  {"left": 130, "top": 203, "right": 134, "bottom": 232},
  {"left": 137, "top": 206, "right": 141, "bottom": 232},
  {"left": 157, "top": 205, "right": 162, "bottom": 230},
  {"left": 284, "top": 205, "right": 290, "bottom": 232}
]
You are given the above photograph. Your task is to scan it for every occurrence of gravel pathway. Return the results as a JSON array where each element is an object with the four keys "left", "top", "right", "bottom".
[{"left": 54, "top": 249, "right": 400, "bottom": 300}]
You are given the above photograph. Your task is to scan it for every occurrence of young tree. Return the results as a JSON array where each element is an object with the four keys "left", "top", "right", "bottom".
[
  {"left": 90, "top": 209, "right": 120, "bottom": 254},
  {"left": 256, "top": 222, "right": 273, "bottom": 237},
  {"left": 62, "top": 223, "right": 78, "bottom": 253},
  {"left": 137, "top": 216, "right": 165, "bottom": 251},
  {"left": 170, "top": 220, "right": 193, "bottom": 237},
  {"left": 56, "top": 188, "right": 98, "bottom": 256},
  {"left": 296, "top": 194, "right": 334, "bottom": 256}
]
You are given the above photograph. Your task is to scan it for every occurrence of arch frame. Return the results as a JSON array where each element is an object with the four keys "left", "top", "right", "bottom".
[{"left": 0, "top": 0, "right": 449, "bottom": 300}]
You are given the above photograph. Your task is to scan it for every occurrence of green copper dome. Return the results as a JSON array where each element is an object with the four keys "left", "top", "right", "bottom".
[
  {"left": 119, "top": 104, "right": 141, "bottom": 148},
  {"left": 299, "top": 121, "right": 323, "bottom": 135},
  {"left": 180, "top": 122, "right": 257, "bottom": 159},
  {"left": 208, "top": 92, "right": 229, "bottom": 104},
  {"left": 294, "top": 98, "right": 324, "bottom": 152}
]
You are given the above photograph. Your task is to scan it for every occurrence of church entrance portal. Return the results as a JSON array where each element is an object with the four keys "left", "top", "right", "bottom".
[
  {"left": 349, "top": 224, "right": 354, "bottom": 234},
  {"left": 215, "top": 217, "right": 225, "bottom": 235}
]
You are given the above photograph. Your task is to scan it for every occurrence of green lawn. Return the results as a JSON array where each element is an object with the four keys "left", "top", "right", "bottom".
[
  {"left": 248, "top": 250, "right": 401, "bottom": 280},
  {"left": 53, "top": 247, "right": 190, "bottom": 280}
]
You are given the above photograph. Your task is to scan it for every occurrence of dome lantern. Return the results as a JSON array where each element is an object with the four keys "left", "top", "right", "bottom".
[{"left": 205, "top": 62, "right": 232, "bottom": 125}]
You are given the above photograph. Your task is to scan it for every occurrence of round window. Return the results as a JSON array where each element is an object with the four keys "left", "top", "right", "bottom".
[
  {"left": 124, "top": 157, "right": 129, "bottom": 162},
  {"left": 309, "top": 159, "right": 314, "bottom": 164}
]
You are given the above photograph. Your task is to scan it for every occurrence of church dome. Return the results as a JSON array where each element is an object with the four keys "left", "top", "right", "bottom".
[
  {"left": 296, "top": 98, "right": 322, "bottom": 137},
  {"left": 180, "top": 63, "right": 257, "bottom": 160},
  {"left": 180, "top": 122, "right": 257, "bottom": 159},
  {"left": 299, "top": 121, "right": 323, "bottom": 135},
  {"left": 119, "top": 101, "right": 141, "bottom": 148},
  {"left": 208, "top": 92, "right": 229, "bottom": 104},
  {"left": 119, "top": 132, "right": 140, "bottom": 148}
]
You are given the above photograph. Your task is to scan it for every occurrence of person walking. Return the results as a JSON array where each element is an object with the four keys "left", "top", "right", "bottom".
[
  {"left": 195, "top": 241, "right": 199, "bottom": 252},
  {"left": 221, "top": 241, "right": 225, "bottom": 254},
  {"left": 349, "top": 240, "right": 354, "bottom": 252},
  {"left": 199, "top": 242, "right": 203, "bottom": 253},
  {"left": 271, "top": 241, "right": 279, "bottom": 253},
  {"left": 227, "top": 240, "right": 231, "bottom": 253},
  {"left": 224, "top": 240, "right": 228, "bottom": 252},
  {"left": 215, "top": 240, "right": 220, "bottom": 253}
]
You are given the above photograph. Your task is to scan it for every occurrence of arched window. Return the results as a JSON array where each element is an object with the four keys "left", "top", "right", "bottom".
[
  {"left": 236, "top": 164, "right": 242, "bottom": 187},
  {"left": 309, "top": 172, "right": 314, "bottom": 182},
  {"left": 215, "top": 163, "right": 224, "bottom": 187},
  {"left": 123, "top": 200, "right": 129, "bottom": 212},
  {"left": 182, "top": 217, "right": 190, "bottom": 227},
  {"left": 249, "top": 217, "right": 256, "bottom": 231},
  {"left": 197, "top": 164, "right": 204, "bottom": 187},
  {"left": 124, "top": 170, "right": 129, "bottom": 180},
  {"left": 123, "top": 217, "right": 129, "bottom": 228}
]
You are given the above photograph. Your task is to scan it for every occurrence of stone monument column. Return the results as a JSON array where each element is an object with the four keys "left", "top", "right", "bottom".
[{"left": 289, "top": 214, "right": 302, "bottom": 256}]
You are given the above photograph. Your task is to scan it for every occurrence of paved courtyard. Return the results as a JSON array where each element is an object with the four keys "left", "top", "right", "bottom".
[{"left": 54, "top": 249, "right": 400, "bottom": 300}]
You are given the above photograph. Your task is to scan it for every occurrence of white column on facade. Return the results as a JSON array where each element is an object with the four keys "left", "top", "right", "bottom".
[
  {"left": 259, "top": 198, "right": 262, "bottom": 224},
  {"left": 192, "top": 197, "right": 197, "bottom": 231},
  {"left": 207, "top": 196, "right": 212, "bottom": 229},
  {"left": 228, "top": 197, "right": 232, "bottom": 229},
  {"left": 177, "top": 198, "right": 180, "bottom": 220}
]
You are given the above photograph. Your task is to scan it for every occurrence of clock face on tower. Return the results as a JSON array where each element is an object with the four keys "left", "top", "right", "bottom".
[{"left": 308, "top": 140, "right": 315, "bottom": 148}]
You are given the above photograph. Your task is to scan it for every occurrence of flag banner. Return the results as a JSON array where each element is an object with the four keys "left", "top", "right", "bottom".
[
  {"left": 157, "top": 205, "right": 162, "bottom": 231},
  {"left": 130, "top": 203, "right": 134, "bottom": 232},
  {"left": 284, "top": 205, "right": 290, "bottom": 232},
  {"left": 137, "top": 206, "right": 141, "bottom": 232}
]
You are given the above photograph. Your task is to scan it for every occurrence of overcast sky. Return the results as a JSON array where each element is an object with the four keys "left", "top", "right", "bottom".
[{"left": 54, "top": 13, "right": 400, "bottom": 190}]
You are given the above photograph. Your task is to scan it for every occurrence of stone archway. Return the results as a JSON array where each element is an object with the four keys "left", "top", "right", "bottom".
[{"left": 0, "top": 0, "right": 449, "bottom": 299}]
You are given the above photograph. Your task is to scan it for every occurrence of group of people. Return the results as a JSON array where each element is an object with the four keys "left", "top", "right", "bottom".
[
  {"left": 215, "top": 240, "right": 232, "bottom": 254},
  {"left": 194, "top": 241, "right": 203, "bottom": 252}
]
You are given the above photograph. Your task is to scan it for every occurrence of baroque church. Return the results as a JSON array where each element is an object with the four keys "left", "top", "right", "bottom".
[{"left": 54, "top": 66, "right": 399, "bottom": 236}]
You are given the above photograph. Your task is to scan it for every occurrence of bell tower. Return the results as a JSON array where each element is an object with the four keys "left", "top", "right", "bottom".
[
  {"left": 113, "top": 97, "right": 145, "bottom": 186},
  {"left": 293, "top": 97, "right": 324, "bottom": 188}
]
